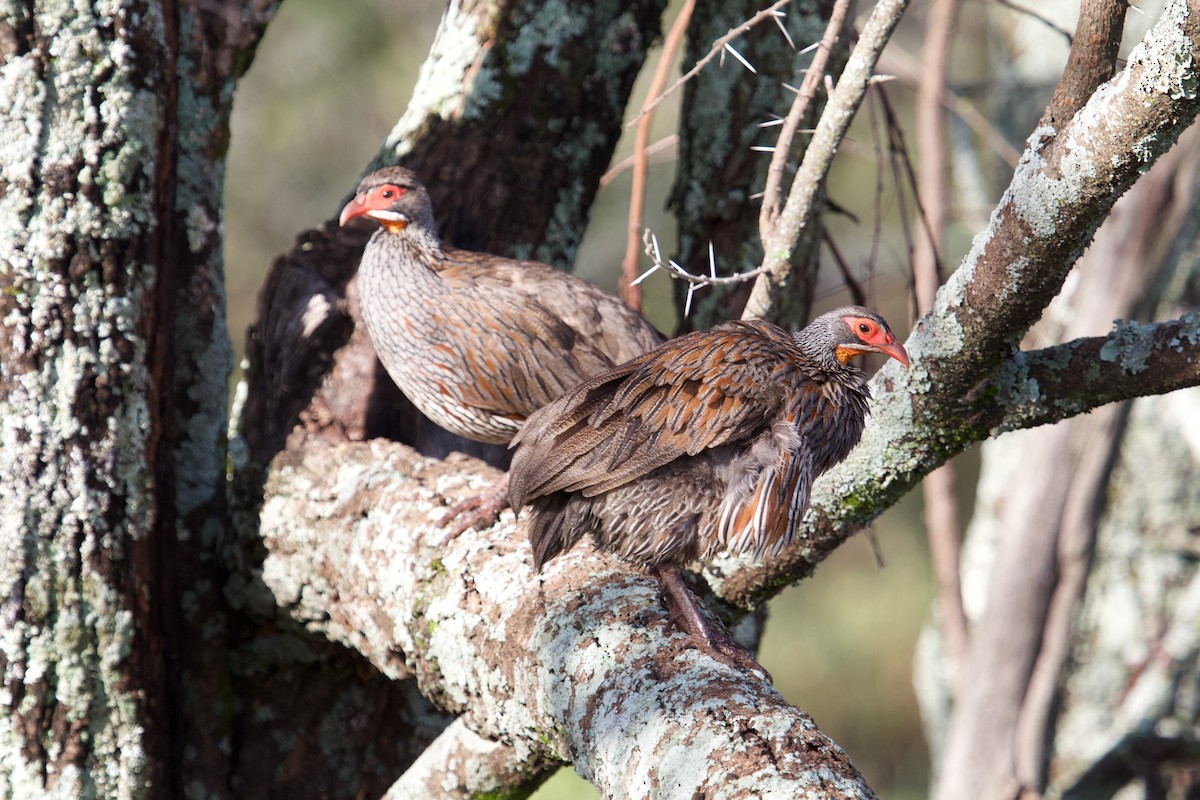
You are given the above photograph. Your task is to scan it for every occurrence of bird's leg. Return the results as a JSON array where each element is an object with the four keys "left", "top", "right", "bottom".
[
  {"left": 438, "top": 472, "right": 511, "bottom": 541},
  {"left": 654, "top": 565, "right": 769, "bottom": 679}
]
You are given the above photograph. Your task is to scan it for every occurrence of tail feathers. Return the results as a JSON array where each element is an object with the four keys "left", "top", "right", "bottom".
[{"left": 528, "top": 495, "right": 588, "bottom": 570}]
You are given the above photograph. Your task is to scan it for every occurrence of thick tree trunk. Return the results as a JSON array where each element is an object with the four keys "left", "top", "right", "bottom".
[{"left": 0, "top": 2, "right": 276, "bottom": 796}]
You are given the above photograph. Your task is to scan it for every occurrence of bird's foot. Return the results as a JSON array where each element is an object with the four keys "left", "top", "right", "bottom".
[
  {"left": 655, "top": 566, "right": 771, "bottom": 681},
  {"left": 438, "top": 473, "right": 511, "bottom": 541}
]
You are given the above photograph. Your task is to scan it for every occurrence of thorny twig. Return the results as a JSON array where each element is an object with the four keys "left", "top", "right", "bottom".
[
  {"left": 621, "top": 0, "right": 696, "bottom": 311},
  {"left": 744, "top": 0, "right": 913, "bottom": 321},
  {"left": 627, "top": 0, "right": 793, "bottom": 127},
  {"left": 636, "top": 230, "right": 764, "bottom": 318},
  {"left": 759, "top": 0, "right": 852, "bottom": 228}
]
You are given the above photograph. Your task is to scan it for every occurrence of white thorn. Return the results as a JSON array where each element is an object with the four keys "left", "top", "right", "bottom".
[
  {"left": 631, "top": 264, "right": 660, "bottom": 286},
  {"left": 772, "top": 12, "right": 795, "bottom": 49},
  {"left": 750, "top": 145, "right": 776, "bottom": 152},
  {"left": 708, "top": 242, "right": 717, "bottom": 279},
  {"left": 723, "top": 42, "right": 757, "bottom": 74},
  {"left": 684, "top": 282, "right": 697, "bottom": 317},
  {"left": 800, "top": 40, "right": 821, "bottom": 55}
]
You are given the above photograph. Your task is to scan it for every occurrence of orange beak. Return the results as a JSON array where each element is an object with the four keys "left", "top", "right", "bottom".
[{"left": 875, "top": 341, "right": 910, "bottom": 367}]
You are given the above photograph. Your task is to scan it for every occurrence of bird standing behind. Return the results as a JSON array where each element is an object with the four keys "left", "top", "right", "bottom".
[
  {"left": 339, "top": 167, "right": 663, "bottom": 532},
  {"left": 509, "top": 307, "right": 909, "bottom": 669}
]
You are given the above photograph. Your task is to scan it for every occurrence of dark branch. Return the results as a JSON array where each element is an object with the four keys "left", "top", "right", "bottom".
[{"left": 993, "top": 314, "right": 1200, "bottom": 433}]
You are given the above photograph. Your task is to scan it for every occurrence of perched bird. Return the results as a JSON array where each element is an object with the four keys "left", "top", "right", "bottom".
[
  {"left": 339, "top": 166, "right": 663, "bottom": 531},
  {"left": 509, "top": 307, "right": 909, "bottom": 668}
]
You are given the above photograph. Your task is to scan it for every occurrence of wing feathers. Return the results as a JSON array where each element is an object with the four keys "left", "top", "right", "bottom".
[{"left": 511, "top": 320, "right": 804, "bottom": 508}]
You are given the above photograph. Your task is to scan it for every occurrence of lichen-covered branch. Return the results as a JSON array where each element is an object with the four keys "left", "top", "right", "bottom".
[
  {"left": 383, "top": 718, "right": 546, "bottom": 799},
  {"left": 257, "top": 442, "right": 877, "bottom": 799},
  {"left": 706, "top": 0, "right": 1200, "bottom": 611},
  {"left": 916, "top": 0, "right": 1200, "bottom": 401},
  {"left": 993, "top": 315, "right": 1200, "bottom": 433}
]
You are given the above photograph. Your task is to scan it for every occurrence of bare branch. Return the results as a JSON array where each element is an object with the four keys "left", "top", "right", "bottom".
[
  {"left": 913, "top": 0, "right": 968, "bottom": 689},
  {"left": 876, "top": 47, "right": 1022, "bottom": 169},
  {"left": 599, "top": 134, "right": 679, "bottom": 188},
  {"left": 637, "top": 231, "right": 765, "bottom": 318},
  {"left": 989, "top": 0, "right": 1074, "bottom": 45},
  {"left": 758, "top": 0, "right": 853, "bottom": 228}
]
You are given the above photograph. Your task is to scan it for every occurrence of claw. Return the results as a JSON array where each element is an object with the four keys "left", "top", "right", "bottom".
[
  {"left": 438, "top": 473, "right": 511, "bottom": 542},
  {"left": 655, "top": 565, "right": 771, "bottom": 680}
]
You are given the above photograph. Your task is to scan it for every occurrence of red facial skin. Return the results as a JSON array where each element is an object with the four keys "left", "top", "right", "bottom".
[
  {"left": 835, "top": 315, "right": 910, "bottom": 367},
  {"left": 339, "top": 184, "right": 410, "bottom": 232}
]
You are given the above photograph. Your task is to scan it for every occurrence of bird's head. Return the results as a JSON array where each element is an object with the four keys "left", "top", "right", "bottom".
[
  {"left": 338, "top": 167, "right": 436, "bottom": 234},
  {"left": 803, "top": 306, "right": 910, "bottom": 368}
]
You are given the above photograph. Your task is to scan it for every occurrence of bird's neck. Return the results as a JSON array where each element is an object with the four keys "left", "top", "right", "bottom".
[{"left": 362, "top": 225, "right": 447, "bottom": 290}]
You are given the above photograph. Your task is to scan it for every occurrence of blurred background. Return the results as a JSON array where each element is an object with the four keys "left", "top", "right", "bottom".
[{"left": 222, "top": 1, "right": 1119, "bottom": 796}]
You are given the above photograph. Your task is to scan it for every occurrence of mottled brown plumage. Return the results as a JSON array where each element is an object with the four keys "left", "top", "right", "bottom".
[
  {"left": 509, "top": 307, "right": 909, "bottom": 668},
  {"left": 339, "top": 167, "right": 662, "bottom": 530}
]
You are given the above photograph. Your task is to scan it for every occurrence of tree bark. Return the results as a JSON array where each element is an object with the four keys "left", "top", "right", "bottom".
[
  {"left": 923, "top": 68, "right": 1200, "bottom": 800},
  {"left": 257, "top": 441, "right": 878, "bottom": 799},
  {"left": 0, "top": 1, "right": 276, "bottom": 796}
]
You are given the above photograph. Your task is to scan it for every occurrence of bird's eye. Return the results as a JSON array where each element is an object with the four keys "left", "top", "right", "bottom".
[
  {"left": 858, "top": 322, "right": 872, "bottom": 334},
  {"left": 381, "top": 189, "right": 394, "bottom": 199}
]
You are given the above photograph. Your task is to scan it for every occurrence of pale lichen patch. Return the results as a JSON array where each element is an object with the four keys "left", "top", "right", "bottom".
[
  {"left": 1131, "top": 0, "right": 1198, "bottom": 100},
  {"left": 1098, "top": 318, "right": 1158, "bottom": 374}
]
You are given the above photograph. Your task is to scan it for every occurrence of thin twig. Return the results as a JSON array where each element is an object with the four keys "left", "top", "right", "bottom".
[
  {"left": 627, "top": 0, "right": 793, "bottom": 128},
  {"left": 600, "top": 134, "right": 679, "bottom": 188},
  {"left": 637, "top": 230, "right": 764, "bottom": 318},
  {"left": 988, "top": 0, "right": 1074, "bottom": 44},
  {"left": 877, "top": 46, "right": 1022, "bottom": 168},
  {"left": 620, "top": 0, "right": 696, "bottom": 310},
  {"left": 820, "top": 229, "right": 867, "bottom": 305},
  {"left": 639, "top": 230, "right": 765, "bottom": 287},
  {"left": 876, "top": 85, "right": 930, "bottom": 286}
]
